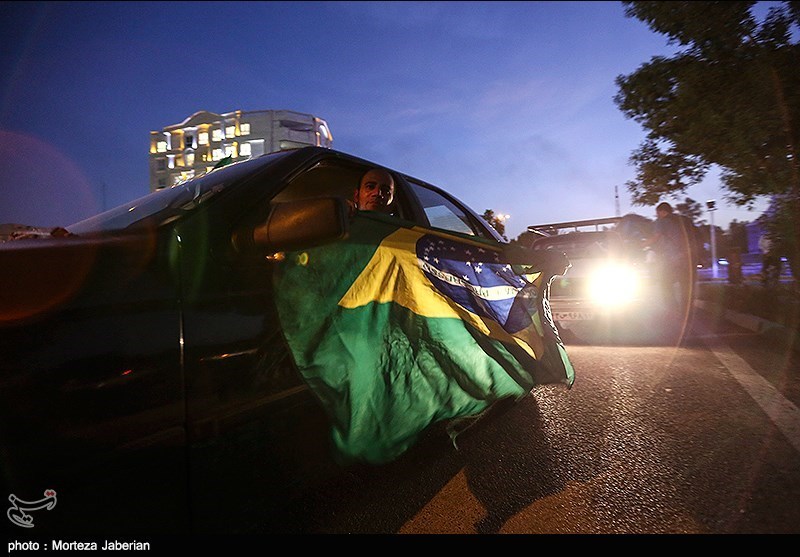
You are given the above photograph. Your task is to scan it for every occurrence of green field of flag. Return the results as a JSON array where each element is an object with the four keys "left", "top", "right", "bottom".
[{"left": 274, "top": 212, "right": 574, "bottom": 464}]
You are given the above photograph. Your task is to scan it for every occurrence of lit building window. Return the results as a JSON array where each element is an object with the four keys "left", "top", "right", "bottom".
[
  {"left": 226, "top": 125, "right": 235, "bottom": 138},
  {"left": 212, "top": 148, "right": 223, "bottom": 161},
  {"left": 157, "top": 141, "right": 167, "bottom": 153},
  {"left": 212, "top": 129, "right": 223, "bottom": 142},
  {"left": 186, "top": 152, "right": 195, "bottom": 166},
  {"left": 239, "top": 142, "right": 252, "bottom": 157},
  {"left": 224, "top": 144, "right": 236, "bottom": 158},
  {"left": 167, "top": 155, "right": 176, "bottom": 169},
  {"left": 240, "top": 123, "right": 250, "bottom": 135},
  {"left": 206, "top": 167, "right": 214, "bottom": 173},
  {"left": 199, "top": 132, "right": 209, "bottom": 145}
]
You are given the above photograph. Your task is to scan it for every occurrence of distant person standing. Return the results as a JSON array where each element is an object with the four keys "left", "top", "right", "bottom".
[
  {"left": 727, "top": 247, "right": 743, "bottom": 285},
  {"left": 759, "top": 233, "right": 781, "bottom": 288},
  {"left": 646, "top": 202, "right": 699, "bottom": 319}
]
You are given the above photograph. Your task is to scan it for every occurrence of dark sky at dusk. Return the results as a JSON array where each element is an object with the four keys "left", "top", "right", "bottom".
[{"left": 0, "top": 1, "right": 773, "bottom": 238}]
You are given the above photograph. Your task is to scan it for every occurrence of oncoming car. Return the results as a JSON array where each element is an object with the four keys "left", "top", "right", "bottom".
[
  {"left": 526, "top": 215, "right": 673, "bottom": 344},
  {"left": 1, "top": 146, "right": 573, "bottom": 534}
]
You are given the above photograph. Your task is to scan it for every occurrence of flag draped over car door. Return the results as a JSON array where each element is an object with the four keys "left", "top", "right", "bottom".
[{"left": 273, "top": 212, "right": 574, "bottom": 464}]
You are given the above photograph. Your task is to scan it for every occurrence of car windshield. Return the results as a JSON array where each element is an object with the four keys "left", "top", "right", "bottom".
[
  {"left": 67, "top": 152, "right": 287, "bottom": 234},
  {"left": 533, "top": 232, "right": 617, "bottom": 257},
  {"left": 533, "top": 231, "right": 650, "bottom": 262}
]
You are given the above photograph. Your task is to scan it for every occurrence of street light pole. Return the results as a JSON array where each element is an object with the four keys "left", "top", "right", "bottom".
[{"left": 707, "top": 200, "right": 718, "bottom": 279}]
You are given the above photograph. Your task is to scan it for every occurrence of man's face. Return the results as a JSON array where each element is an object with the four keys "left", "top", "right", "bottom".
[
  {"left": 355, "top": 169, "right": 395, "bottom": 212},
  {"left": 656, "top": 209, "right": 669, "bottom": 220}
]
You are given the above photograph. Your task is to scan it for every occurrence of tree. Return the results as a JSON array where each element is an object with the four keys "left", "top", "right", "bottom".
[
  {"left": 728, "top": 219, "right": 750, "bottom": 253},
  {"left": 675, "top": 197, "right": 705, "bottom": 225},
  {"left": 761, "top": 193, "right": 799, "bottom": 277},
  {"left": 482, "top": 209, "right": 507, "bottom": 240},
  {"left": 614, "top": 1, "right": 800, "bottom": 273}
]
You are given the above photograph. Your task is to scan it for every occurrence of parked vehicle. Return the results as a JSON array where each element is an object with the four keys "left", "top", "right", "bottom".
[
  {"left": 526, "top": 215, "right": 674, "bottom": 344},
  {"left": 1, "top": 146, "right": 573, "bottom": 534}
]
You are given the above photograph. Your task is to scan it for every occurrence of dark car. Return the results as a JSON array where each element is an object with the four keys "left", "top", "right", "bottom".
[{"left": 1, "top": 147, "right": 572, "bottom": 534}]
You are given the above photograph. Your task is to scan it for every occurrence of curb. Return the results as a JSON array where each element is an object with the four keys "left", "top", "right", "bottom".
[{"left": 694, "top": 298, "right": 786, "bottom": 335}]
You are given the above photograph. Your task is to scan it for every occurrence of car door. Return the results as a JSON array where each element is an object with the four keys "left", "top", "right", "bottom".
[{"left": 168, "top": 154, "right": 338, "bottom": 533}]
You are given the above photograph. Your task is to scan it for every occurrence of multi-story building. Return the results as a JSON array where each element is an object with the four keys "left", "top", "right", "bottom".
[{"left": 149, "top": 109, "right": 333, "bottom": 191}]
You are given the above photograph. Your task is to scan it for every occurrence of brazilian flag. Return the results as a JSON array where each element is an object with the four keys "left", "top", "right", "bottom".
[{"left": 274, "top": 212, "right": 574, "bottom": 464}]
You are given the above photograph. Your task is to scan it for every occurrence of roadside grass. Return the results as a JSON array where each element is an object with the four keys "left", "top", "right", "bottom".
[{"left": 696, "top": 278, "right": 800, "bottom": 350}]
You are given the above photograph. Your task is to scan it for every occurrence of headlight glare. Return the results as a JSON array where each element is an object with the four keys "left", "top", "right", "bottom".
[{"left": 587, "top": 263, "right": 640, "bottom": 307}]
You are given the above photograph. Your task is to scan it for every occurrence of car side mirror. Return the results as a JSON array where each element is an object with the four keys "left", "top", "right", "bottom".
[{"left": 233, "top": 196, "right": 349, "bottom": 254}]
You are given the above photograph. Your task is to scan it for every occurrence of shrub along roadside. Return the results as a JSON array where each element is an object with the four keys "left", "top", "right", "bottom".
[
  {"left": 696, "top": 281, "right": 800, "bottom": 351},
  {"left": 696, "top": 282, "right": 798, "bottom": 325}
]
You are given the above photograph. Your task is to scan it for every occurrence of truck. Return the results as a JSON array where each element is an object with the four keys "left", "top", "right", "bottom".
[{"left": 525, "top": 215, "right": 687, "bottom": 344}]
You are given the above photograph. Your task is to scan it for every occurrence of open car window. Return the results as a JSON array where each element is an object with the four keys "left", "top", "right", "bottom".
[{"left": 271, "top": 160, "right": 412, "bottom": 221}]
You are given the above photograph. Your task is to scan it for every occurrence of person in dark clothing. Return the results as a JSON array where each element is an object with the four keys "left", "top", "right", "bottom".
[
  {"left": 647, "top": 202, "right": 699, "bottom": 319},
  {"left": 728, "top": 247, "right": 743, "bottom": 285},
  {"left": 759, "top": 234, "right": 782, "bottom": 288}
]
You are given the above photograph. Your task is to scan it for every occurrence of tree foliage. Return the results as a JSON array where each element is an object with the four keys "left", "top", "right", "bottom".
[
  {"left": 675, "top": 196, "right": 705, "bottom": 225},
  {"left": 615, "top": 1, "right": 800, "bottom": 208},
  {"left": 482, "top": 209, "right": 507, "bottom": 239},
  {"left": 761, "top": 192, "right": 800, "bottom": 275}
]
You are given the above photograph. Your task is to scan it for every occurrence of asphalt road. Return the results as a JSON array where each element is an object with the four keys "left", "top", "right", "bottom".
[{"left": 241, "top": 307, "right": 800, "bottom": 534}]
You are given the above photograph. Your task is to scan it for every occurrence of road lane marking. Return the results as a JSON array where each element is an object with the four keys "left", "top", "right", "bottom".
[{"left": 704, "top": 338, "right": 800, "bottom": 455}]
